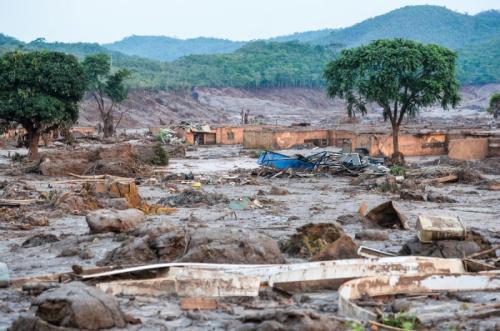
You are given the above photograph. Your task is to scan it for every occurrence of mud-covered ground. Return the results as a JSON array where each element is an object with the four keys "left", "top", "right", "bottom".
[{"left": 0, "top": 145, "right": 499, "bottom": 330}]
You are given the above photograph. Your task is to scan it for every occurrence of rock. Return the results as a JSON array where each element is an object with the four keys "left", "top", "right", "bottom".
[
  {"left": 22, "top": 234, "right": 59, "bottom": 248},
  {"left": 400, "top": 237, "right": 481, "bottom": 258},
  {"left": 106, "top": 198, "right": 129, "bottom": 210},
  {"left": 282, "top": 223, "right": 344, "bottom": 258},
  {"left": 237, "top": 310, "right": 341, "bottom": 331},
  {"left": 268, "top": 186, "right": 289, "bottom": 196},
  {"left": 427, "top": 191, "right": 457, "bottom": 203},
  {"left": 98, "top": 236, "right": 157, "bottom": 266},
  {"left": 79, "top": 248, "right": 94, "bottom": 260},
  {"left": 311, "top": 234, "right": 359, "bottom": 261},
  {"left": 100, "top": 227, "right": 285, "bottom": 266},
  {"left": 86, "top": 209, "right": 145, "bottom": 234},
  {"left": 355, "top": 229, "right": 389, "bottom": 241},
  {"left": 336, "top": 213, "right": 364, "bottom": 225},
  {"left": 57, "top": 247, "right": 79, "bottom": 257},
  {"left": 32, "top": 282, "right": 128, "bottom": 329},
  {"left": 179, "top": 228, "right": 285, "bottom": 264},
  {"left": 400, "top": 189, "right": 426, "bottom": 201}
]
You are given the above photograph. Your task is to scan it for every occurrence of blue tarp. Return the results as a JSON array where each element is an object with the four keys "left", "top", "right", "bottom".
[{"left": 257, "top": 151, "right": 316, "bottom": 170}]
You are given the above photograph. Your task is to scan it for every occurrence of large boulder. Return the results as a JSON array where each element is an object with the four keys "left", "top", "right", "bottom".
[
  {"left": 99, "top": 227, "right": 285, "bottom": 266},
  {"left": 86, "top": 209, "right": 145, "bottom": 234},
  {"left": 179, "top": 228, "right": 286, "bottom": 264},
  {"left": 23, "top": 282, "right": 128, "bottom": 330}
]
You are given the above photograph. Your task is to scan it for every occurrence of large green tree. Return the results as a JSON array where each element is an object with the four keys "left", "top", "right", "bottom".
[
  {"left": 324, "top": 39, "right": 460, "bottom": 162},
  {"left": 0, "top": 51, "right": 85, "bottom": 160},
  {"left": 82, "top": 53, "right": 130, "bottom": 138}
]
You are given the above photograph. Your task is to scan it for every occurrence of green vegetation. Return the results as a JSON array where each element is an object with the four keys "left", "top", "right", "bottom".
[
  {"left": 325, "top": 39, "right": 460, "bottom": 160},
  {"left": 457, "top": 37, "right": 500, "bottom": 84},
  {"left": 390, "top": 165, "right": 407, "bottom": 176},
  {"left": 488, "top": 92, "right": 500, "bottom": 118},
  {"left": 151, "top": 142, "right": 169, "bottom": 166},
  {"left": 83, "top": 53, "right": 130, "bottom": 137},
  {"left": 381, "top": 312, "right": 419, "bottom": 330},
  {"left": 0, "top": 51, "right": 86, "bottom": 160},
  {"left": 0, "top": 6, "right": 499, "bottom": 89},
  {"left": 104, "top": 35, "right": 244, "bottom": 61},
  {"left": 311, "top": 6, "right": 500, "bottom": 49}
]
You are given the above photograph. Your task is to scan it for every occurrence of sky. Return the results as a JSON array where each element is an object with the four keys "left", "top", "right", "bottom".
[{"left": 0, "top": 0, "right": 499, "bottom": 44}]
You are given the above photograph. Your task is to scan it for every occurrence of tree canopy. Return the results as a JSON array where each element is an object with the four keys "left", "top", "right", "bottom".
[
  {"left": 0, "top": 51, "right": 86, "bottom": 159},
  {"left": 324, "top": 39, "right": 460, "bottom": 160},
  {"left": 83, "top": 53, "right": 130, "bottom": 137}
]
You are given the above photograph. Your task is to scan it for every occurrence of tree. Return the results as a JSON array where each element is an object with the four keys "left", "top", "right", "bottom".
[
  {"left": 324, "top": 39, "right": 460, "bottom": 162},
  {"left": 487, "top": 92, "right": 500, "bottom": 119},
  {"left": 0, "top": 51, "right": 85, "bottom": 160},
  {"left": 82, "top": 53, "right": 130, "bottom": 138}
]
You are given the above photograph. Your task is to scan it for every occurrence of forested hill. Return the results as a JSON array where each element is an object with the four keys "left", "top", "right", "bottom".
[
  {"left": 308, "top": 6, "right": 500, "bottom": 49},
  {"left": 1, "top": 5, "right": 499, "bottom": 88},
  {"left": 104, "top": 35, "right": 244, "bottom": 61},
  {"left": 102, "top": 6, "right": 500, "bottom": 60}
]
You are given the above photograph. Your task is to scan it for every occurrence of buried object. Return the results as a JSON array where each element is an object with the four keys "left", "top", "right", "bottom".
[{"left": 364, "top": 200, "right": 409, "bottom": 230}]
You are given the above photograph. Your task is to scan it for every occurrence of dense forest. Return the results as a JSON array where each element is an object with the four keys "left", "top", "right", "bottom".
[
  {"left": 1, "top": 5, "right": 499, "bottom": 89},
  {"left": 105, "top": 35, "right": 244, "bottom": 61}
]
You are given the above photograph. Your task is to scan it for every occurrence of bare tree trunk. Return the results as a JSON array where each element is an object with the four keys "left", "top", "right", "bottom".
[
  {"left": 392, "top": 125, "right": 400, "bottom": 156},
  {"left": 103, "top": 112, "right": 114, "bottom": 138},
  {"left": 27, "top": 127, "right": 41, "bottom": 161}
]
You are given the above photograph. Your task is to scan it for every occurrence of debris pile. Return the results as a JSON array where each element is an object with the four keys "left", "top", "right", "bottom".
[{"left": 159, "top": 188, "right": 229, "bottom": 207}]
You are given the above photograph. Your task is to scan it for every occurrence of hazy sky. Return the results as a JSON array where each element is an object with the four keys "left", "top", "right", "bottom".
[{"left": 1, "top": 0, "right": 499, "bottom": 43}]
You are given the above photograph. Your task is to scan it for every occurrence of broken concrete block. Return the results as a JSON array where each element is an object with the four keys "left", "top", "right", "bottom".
[
  {"left": 417, "top": 215, "right": 466, "bottom": 242},
  {"left": 86, "top": 208, "right": 145, "bottom": 234},
  {"left": 32, "top": 282, "right": 128, "bottom": 329}
]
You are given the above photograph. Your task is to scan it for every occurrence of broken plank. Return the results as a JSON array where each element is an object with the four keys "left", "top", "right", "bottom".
[
  {"left": 180, "top": 297, "right": 218, "bottom": 310},
  {"left": 96, "top": 271, "right": 260, "bottom": 298}
]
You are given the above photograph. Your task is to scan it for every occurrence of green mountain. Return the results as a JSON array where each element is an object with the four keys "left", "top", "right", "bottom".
[
  {"left": 1, "top": 5, "right": 499, "bottom": 88},
  {"left": 306, "top": 6, "right": 500, "bottom": 49},
  {"left": 457, "top": 36, "right": 500, "bottom": 85},
  {"left": 104, "top": 35, "right": 244, "bottom": 61}
]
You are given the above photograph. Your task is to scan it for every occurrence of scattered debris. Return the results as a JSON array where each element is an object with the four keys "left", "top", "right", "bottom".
[
  {"left": 338, "top": 274, "right": 500, "bottom": 323},
  {"left": 159, "top": 188, "right": 229, "bottom": 207}
]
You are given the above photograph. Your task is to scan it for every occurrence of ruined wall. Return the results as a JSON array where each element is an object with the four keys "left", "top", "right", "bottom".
[
  {"left": 243, "top": 130, "right": 275, "bottom": 149},
  {"left": 369, "top": 133, "right": 447, "bottom": 157},
  {"left": 448, "top": 138, "right": 489, "bottom": 160},
  {"left": 273, "top": 130, "right": 329, "bottom": 149},
  {"left": 215, "top": 127, "right": 245, "bottom": 145}
]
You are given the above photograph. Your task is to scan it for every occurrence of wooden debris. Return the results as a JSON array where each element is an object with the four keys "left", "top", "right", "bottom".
[
  {"left": 357, "top": 246, "right": 396, "bottom": 258},
  {"left": 0, "top": 199, "right": 41, "bottom": 207},
  {"left": 180, "top": 297, "right": 218, "bottom": 310}
]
